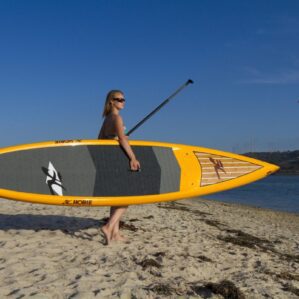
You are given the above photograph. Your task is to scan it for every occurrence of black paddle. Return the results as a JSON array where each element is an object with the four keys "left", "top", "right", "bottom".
[{"left": 126, "top": 79, "right": 194, "bottom": 136}]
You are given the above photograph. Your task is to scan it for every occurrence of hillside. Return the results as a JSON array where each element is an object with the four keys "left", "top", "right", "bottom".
[{"left": 244, "top": 150, "right": 299, "bottom": 175}]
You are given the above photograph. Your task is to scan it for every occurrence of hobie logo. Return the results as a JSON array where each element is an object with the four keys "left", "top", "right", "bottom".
[{"left": 42, "top": 162, "right": 65, "bottom": 196}]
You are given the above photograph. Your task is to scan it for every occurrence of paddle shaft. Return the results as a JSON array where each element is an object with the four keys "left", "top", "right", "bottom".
[{"left": 126, "top": 79, "right": 194, "bottom": 136}]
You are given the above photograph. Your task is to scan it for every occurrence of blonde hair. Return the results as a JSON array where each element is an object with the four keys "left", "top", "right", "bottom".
[{"left": 102, "top": 90, "right": 124, "bottom": 117}]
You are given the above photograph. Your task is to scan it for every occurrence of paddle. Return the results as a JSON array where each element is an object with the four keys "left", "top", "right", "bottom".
[{"left": 126, "top": 79, "right": 194, "bottom": 136}]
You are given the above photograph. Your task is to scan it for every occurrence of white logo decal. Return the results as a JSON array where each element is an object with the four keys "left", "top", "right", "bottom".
[{"left": 44, "top": 162, "right": 64, "bottom": 196}]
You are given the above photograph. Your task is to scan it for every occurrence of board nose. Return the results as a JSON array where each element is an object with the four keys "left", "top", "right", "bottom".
[{"left": 265, "top": 163, "right": 280, "bottom": 176}]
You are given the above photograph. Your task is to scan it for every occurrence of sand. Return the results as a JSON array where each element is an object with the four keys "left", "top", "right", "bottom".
[{"left": 0, "top": 197, "right": 298, "bottom": 299}]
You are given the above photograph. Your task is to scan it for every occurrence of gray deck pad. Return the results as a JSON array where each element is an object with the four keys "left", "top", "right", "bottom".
[{"left": 0, "top": 145, "right": 181, "bottom": 197}]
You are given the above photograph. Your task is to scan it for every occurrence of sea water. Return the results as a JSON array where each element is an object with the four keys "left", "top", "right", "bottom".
[{"left": 204, "top": 175, "right": 299, "bottom": 214}]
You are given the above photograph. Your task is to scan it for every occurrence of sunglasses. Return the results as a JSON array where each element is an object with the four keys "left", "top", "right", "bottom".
[{"left": 113, "top": 98, "right": 126, "bottom": 103}]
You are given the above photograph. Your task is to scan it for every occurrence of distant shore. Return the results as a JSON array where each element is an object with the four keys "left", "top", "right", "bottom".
[
  {"left": 0, "top": 197, "right": 298, "bottom": 298},
  {"left": 273, "top": 171, "right": 299, "bottom": 176},
  {"left": 245, "top": 150, "right": 299, "bottom": 175}
]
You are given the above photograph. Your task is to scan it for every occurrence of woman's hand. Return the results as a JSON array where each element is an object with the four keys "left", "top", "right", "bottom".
[{"left": 130, "top": 158, "right": 141, "bottom": 171}]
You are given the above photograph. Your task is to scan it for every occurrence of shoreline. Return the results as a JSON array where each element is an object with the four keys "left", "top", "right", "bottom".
[
  {"left": 0, "top": 197, "right": 298, "bottom": 298},
  {"left": 196, "top": 196, "right": 299, "bottom": 217},
  {"left": 274, "top": 172, "right": 299, "bottom": 176}
]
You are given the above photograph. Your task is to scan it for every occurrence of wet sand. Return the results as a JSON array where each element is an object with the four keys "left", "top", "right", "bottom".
[{"left": 0, "top": 197, "right": 298, "bottom": 298}]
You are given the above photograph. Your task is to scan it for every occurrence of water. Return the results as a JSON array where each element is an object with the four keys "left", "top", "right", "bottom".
[{"left": 204, "top": 175, "right": 299, "bottom": 214}]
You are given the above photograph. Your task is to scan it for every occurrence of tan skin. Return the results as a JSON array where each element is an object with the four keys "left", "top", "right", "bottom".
[{"left": 99, "top": 92, "right": 140, "bottom": 245}]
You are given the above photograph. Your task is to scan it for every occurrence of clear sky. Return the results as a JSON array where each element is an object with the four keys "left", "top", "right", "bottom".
[{"left": 0, "top": 0, "right": 298, "bottom": 152}]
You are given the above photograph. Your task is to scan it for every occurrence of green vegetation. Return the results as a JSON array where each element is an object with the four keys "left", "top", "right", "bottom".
[{"left": 245, "top": 150, "right": 299, "bottom": 175}]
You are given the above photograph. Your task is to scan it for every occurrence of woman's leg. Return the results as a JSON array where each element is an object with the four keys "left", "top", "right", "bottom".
[
  {"left": 101, "top": 206, "right": 128, "bottom": 244},
  {"left": 111, "top": 206, "right": 127, "bottom": 241}
]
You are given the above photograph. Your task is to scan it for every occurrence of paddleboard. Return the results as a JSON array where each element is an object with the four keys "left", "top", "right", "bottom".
[{"left": 0, "top": 139, "right": 279, "bottom": 206}]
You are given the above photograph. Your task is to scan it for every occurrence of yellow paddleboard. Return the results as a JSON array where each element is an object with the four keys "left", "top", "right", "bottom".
[{"left": 0, "top": 139, "right": 279, "bottom": 206}]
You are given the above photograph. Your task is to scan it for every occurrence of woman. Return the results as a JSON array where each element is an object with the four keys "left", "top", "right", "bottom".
[{"left": 98, "top": 90, "right": 140, "bottom": 245}]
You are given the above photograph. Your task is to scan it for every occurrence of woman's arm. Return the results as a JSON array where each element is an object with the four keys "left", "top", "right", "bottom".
[{"left": 114, "top": 115, "right": 140, "bottom": 170}]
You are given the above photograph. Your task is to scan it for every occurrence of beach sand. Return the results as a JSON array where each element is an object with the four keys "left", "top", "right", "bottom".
[{"left": 0, "top": 197, "right": 298, "bottom": 299}]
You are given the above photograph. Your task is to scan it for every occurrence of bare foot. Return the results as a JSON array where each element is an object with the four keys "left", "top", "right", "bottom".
[
  {"left": 101, "top": 225, "right": 112, "bottom": 245},
  {"left": 112, "top": 233, "right": 126, "bottom": 242}
]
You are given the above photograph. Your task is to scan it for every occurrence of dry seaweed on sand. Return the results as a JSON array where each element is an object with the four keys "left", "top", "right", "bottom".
[
  {"left": 197, "top": 255, "right": 213, "bottom": 263},
  {"left": 178, "top": 253, "right": 213, "bottom": 263},
  {"left": 204, "top": 280, "right": 245, "bottom": 299},
  {"left": 157, "top": 202, "right": 212, "bottom": 216},
  {"left": 143, "top": 280, "right": 246, "bottom": 298},
  {"left": 217, "top": 229, "right": 273, "bottom": 250},
  {"left": 143, "top": 283, "right": 176, "bottom": 296},
  {"left": 202, "top": 218, "right": 225, "bottom": 229},
  {"left": 276, "top": 272, "right": 299, "bottom": 281},
  {"left": 189, "top": 280, "right": 245, "bottom": 299},
  {"left": 282, "top": 283, "right": 299, "bottom": 296},
  {"left": 218, "top": 229, "right": 299, "bottom": 263},
  {"left": 264, "top": 270, "right": 299, "bottom": 282},
  {"left": 128, "top": 218, "right": 140, "bottom": 222},
  {"left": 279, "top": 252, "right": 299, "bottom": 263},
  {"left": 119, "top": 221, "right": 138, "bottom": 232},
  {"left": 143, "top": 215, "right": 154, "bottom": 219},
  {"left": 152, "top": 251, "right": 166, "bottom": 258},
  {"left": 158, "top": 202, "right": 226, "bottom": 228},
  {"left": 135, "top": 258, "right": 162, "bottom": 270}
]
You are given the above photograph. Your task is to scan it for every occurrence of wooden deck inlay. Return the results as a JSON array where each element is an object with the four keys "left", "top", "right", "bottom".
[{"left": 195, "top": 152, "right": 262, "bottom": 186}]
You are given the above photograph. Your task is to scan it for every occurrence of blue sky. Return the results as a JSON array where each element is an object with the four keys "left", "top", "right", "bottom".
[{"left": 0, "top": 0, "right": 298, "bottom": 152}]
